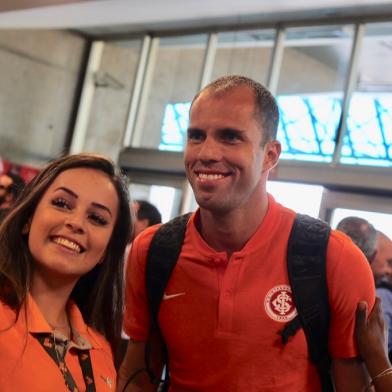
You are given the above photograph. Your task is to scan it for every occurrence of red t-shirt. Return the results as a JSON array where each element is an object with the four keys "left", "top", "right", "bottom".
[{"left": 124, "top": 195, "right": 375, "bottom": 391}]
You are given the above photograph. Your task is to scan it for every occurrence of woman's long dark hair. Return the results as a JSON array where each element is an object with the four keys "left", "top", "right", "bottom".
[{"left": 0, "top": 153, "right": 132, "bottom": 366}]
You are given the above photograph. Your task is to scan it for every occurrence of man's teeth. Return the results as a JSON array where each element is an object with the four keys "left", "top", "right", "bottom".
[
  {"left": 198, "top": 173, "right": 224, "bottom": 180},
  {"left": 53, "top": 237, "right": 82, "bottom": 253}
]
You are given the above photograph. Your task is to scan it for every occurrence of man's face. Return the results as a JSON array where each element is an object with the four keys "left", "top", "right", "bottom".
[
  {"left": 184, "top": 86, "right": 280, "bottom": 214},
  {"left": 371, "top": 235, "right": 392, "bottom": 284},
  {"left": 0, "top": 174, "right": 13, "bottom": 207}
]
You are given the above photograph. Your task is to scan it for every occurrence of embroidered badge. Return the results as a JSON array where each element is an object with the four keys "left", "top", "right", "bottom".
[{"left": 264, "top": 285, "right": 297, "bottom": 322}]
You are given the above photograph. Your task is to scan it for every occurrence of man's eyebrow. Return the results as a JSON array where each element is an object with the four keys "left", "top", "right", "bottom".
[
  {"left": 218, "top": 127, "right": 245, "bottom": 133},
  {"left": 55, "top": 187, "right": 112, "bottom": 217},
  {"left": 187, "top": 126, "right": 203, "bottom": 133}
]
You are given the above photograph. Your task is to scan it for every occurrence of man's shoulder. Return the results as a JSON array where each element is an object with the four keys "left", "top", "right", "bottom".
[
  {"left": 326, "top": 228, "right": 372, "bottom": 272},
  {"left": 328, "top": 227, "right": 360, "bottom": 251}
]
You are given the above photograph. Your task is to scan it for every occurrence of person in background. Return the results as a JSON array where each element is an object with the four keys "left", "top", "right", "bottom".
[
  {"left": 120, "top": 200, "right": 162, "bottom": 354},
  {"left": 373, "top": 232, "right": 392, "bottom": 361},
  {"left": 372, "top": 232, "right": 392, "bottom": 285},
  {"left": 0, "top": 170, "right": 25, "bottom": 222},
  {"left": 336, "top": 218, "right": 392, "bottom": 361},
  {"left": 0, "top": 153, "right": 131, "bottom": 391},
  {"left": 356, "top": 298, "right": 392, "bottom": 392},
  {"left": 133, "top": 200, "right": 162, "bottom": 238},
  {"left": 336, "top": 216, "right": 377, "bottom": 263}
]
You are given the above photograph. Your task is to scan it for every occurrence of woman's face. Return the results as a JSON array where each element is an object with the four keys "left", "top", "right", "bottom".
[{"left": 27, "top": 167, "right": 119, "bottom": 281}]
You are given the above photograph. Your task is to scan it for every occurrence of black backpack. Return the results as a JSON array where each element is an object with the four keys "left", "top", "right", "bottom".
[{"left": 144, "top": 213, "right": 333, "bottom": 392}]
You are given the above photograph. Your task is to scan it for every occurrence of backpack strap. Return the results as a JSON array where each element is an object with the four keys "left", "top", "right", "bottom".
[
  {"left": 145, "top": 213, "right": 192, "bottom": 387},
  {"left": 281, "top": 213, "right": 333, "bottom": 392}
]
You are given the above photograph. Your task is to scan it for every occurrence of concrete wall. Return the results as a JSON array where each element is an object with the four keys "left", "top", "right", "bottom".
[{"left": 0, "top": 29, "right": 86, "bottom": 166}]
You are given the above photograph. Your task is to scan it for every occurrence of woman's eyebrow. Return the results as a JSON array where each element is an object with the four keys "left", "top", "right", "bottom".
[
  {"left": 55, "top": 186, "right": 77, "bottom": 198},
  {"left": 91, "top": 202, "right": 112, "bottom": 217},
  {"left": 55, "top": 186, "right": 112, "bottom": 217}
]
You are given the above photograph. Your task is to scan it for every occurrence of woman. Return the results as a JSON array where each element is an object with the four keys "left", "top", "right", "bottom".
[
  {"left": 0, "top": 153, "right": 131, "bottom": 391},
  {"left": 356, "top": 298, "right": 392, "bottom": 392}
]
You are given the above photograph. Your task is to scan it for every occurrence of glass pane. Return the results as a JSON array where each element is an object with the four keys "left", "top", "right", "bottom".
[
  {"left": 276, "top": 25, "right": 354, "bottom": 162},
  {"left": 135, "top": 34, "right": 208, "bottom": 150},
  {"left": 341, "top": 23, "right": 392, "bottom": 167},
  {"left": 160, "top": 102, "right": 191, "bottom": 152},
  {"left": 159, "top": 30, "right": 274, "bottom": 153},
  {"left": 84, "top": 39, "right": 142, "bottom": 162},
  {"left": 130, "top": 183, "right": 182, "bottom": 222},
  {"left": 211, "top": 29, "right": 275, "bottom": 83},
  {"left": 331, "top": 208, "right": 392, "bottom": 239},
  {"left": 267, "top": 181, "right": 324, "bottom": 218}
]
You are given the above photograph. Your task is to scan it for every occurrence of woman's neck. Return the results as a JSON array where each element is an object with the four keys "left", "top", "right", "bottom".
[{"left": 30, "top": 271, "right": 76, "bottom": 328}]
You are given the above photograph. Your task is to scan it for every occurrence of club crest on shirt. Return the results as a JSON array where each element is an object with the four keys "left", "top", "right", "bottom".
[{"left": 264, "top": 284, "right": 298, "bottom": 322}]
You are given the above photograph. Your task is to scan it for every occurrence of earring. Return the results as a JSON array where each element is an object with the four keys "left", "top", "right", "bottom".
[{"left": 22, "top": 221, "right": 31, "bottom": 235}]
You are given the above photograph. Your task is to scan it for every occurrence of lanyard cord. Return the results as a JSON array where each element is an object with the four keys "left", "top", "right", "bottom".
[{"left": 35, "top": 333, "right": 96, "bottom": 392}]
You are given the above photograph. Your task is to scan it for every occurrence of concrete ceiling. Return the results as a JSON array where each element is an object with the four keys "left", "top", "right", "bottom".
[{"left": 1, "top": 0, "right": 392, "bottom": 37}]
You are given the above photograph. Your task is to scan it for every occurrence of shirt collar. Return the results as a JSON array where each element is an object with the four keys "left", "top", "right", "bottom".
[{"left": 22, "top": 294, "right": 101, "bottom": 349}]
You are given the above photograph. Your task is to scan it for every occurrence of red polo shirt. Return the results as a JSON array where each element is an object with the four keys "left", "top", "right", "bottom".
[{"left": 124, "top": 195, "right": 375, "bottom": 391}]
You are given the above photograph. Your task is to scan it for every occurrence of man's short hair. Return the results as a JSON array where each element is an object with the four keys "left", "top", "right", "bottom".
[
  {"left": 4, "top": 171, "right": 25, "bottom": 200},
  {"left": 192, "top": 75, "right": 279, "bottom": 144},
  {"left": 336, "top": 216, "right": 377, "bottom": 262},
  {"left": 136, "top": 200, "right": 162, "bottom": 227}
]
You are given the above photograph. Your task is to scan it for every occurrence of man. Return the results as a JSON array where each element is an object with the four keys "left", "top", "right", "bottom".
[
  {"left": 118, "top": 76, "right": 375, "bottom": 391},
  {"left": 336, "top": 216, "right": 377, "bottom": 263},
  {"left": 373, "top": 232, "right": 392, "bottom": 360},
  {"left": 120, "top": 199, "right": 162, "bottom": 354},
  {"left": 372, "top": 232, "right": 392, "bottom": 285},
  {"left": 336, "top": 217, "right": 392, "bottom": 360},
  {"left": 0, "top": 170, "right": 25, "bottom": 222},
  {"left": 133, "top": 200, "right": 162, "bottom": 237}
]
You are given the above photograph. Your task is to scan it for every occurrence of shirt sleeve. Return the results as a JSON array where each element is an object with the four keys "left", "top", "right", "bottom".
[
  {"left": 327, "top": 231, "right": 376, "bottom": 359},
  {"left": 376, "top": 287, "right": 392, "bottom": 354},
  {"left": 123, "top": 226, "right": 159, "bottom": 341}
]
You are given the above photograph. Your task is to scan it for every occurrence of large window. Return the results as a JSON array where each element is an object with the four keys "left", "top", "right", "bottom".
[
  {"left": 276, "top": 25, "right": 354, "bottom": 162},
  {"left": 342, "top": 22, "right": 392, "bottom": 167},
  {"left": 140, "top": 22, "right": 392, "bottom": 170},
  {"left": 159, "top": 95, "right": 341, "bottom": 157}
]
